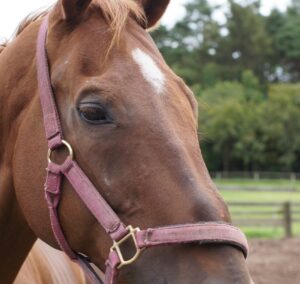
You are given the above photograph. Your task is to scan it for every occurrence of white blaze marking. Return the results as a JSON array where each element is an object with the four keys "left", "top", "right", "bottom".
[{"left": 132, "top": 48, "right": 165, "bottom": 94}]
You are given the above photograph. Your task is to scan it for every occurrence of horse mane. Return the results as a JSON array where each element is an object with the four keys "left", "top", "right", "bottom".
[
  {"left": 0, "top": 0, "right": 145, "bottom": 55},
  {"left": 0, "top": 43, "right": 7, "bottom": 54}
]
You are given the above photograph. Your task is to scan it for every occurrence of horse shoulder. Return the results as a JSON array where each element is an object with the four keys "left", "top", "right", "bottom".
[{"left": 14, "top": 240, "right": 89, "bottom": 284}]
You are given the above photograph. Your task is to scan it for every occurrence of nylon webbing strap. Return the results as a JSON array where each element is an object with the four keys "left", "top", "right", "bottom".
[{"left": 36, "top": 15, "right": 63, "bottom": 150}]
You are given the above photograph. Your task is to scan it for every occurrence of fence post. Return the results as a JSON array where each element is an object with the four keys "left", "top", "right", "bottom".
[{"left": 283, "top": 202, "right": 292, "bottom": 238}]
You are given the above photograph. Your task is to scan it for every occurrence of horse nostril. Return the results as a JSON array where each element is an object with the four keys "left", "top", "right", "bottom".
[
  {"left": 191, "top": 187, "right": 232, "bottom": 224},
  {"left": 190, "top": 196, "right": 225, "bottom": 223}
]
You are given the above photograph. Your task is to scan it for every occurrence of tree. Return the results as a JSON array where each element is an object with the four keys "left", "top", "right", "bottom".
[
  {"left": 261, "top": 84, "right": 300, "bottom": 171},
  {"left": 199, "top": 83, "right": 300, "bottom": 172},
  {"left": 221, "top": 1, "right": 272, "bottom": 84},
  {"left": 198, "top": 75, "right": 265, "bottom": 171},
  {"left": 151, "top": 0, "right": 223, "bottom": 87},
  {"left": 275, "top": 14, "right": 300, "bottom": 80},
  {"left": 265, "top": 1, "right": 300, "bottom": 81}
]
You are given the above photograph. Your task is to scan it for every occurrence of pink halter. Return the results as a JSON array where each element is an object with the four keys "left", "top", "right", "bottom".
[{"left": 36, "top": 15, "right": 248, "bottom": 284}]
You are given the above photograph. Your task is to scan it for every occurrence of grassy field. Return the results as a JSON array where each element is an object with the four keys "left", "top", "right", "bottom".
[
  {"left": 215, "top": 178, "right": 300, "bottom": 190},
  {"left": 215, "top": 178, "right": 300, "bottom": 239}
]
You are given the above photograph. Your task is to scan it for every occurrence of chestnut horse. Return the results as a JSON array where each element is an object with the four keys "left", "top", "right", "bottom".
[{"left": 0, "top": 0, "right": 252, "bottom": 283}]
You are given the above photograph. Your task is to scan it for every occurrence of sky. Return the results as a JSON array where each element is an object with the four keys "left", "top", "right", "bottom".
[{"left": 0, "top": 0, "right": 291, "bottom": 40}]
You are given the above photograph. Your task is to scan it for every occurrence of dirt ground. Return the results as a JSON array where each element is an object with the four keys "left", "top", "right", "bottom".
[{"left": 247, "top": 238, "right": 300, "bottom": 284}]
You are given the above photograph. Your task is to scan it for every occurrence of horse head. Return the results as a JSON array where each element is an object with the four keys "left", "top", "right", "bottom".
[{"left": 0, "top": 0, "right": 252, "bottom": 283}]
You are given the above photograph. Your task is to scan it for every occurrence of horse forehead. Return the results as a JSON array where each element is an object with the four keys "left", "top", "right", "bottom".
[{"left": 131, "top": 48, "right": 165, "bottom": 95}]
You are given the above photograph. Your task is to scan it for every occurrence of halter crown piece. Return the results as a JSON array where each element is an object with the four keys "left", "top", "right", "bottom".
[{"left": 36, "top": 15, "right": 249, "bottom": 284}]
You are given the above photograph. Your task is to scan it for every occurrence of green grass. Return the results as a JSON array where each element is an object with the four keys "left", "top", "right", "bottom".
[
  {"left": 215, "top": 178, "right": 300, "bottom": 190},
  {"left": 215, "top": 178, "right": 300, "bottom": 239},
  {"left": 243, "top": 227, "right": 284, "bottom": 239},
  {"left": 220, "top": 190, "right": 300, "bottom": 203},
  {"left": 241, "top": 225, "right": 300, "bottom": 239}
]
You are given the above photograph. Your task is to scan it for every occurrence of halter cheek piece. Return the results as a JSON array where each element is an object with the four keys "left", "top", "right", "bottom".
[{"left": 36, "top": 15, "right": 248, "bottom": 284}]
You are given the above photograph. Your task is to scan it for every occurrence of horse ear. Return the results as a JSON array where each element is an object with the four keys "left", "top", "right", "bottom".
[
  {"left": 61, "top": 0, "right": 92, "bottom": 21},
  {"left": 138, "top": 0, "right": 170, "bottom": 28}
]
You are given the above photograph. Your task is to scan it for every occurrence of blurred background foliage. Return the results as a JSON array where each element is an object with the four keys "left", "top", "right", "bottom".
[{"left": 152, "top": 0, "right": 300, "bottom": 172}]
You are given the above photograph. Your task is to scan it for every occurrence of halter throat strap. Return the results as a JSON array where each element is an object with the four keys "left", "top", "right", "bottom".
[{"left": 36, "top": 15, "right": 249, "bottom": 284}]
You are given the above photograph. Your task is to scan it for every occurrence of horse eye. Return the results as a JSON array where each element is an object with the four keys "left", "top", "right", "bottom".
[{"left": 78, "top": 103, "right": 112, "bottom": 124}]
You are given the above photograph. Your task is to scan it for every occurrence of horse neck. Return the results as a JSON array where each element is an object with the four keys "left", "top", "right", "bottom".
[{"left": 0, "top": 22, "right": 39, "bottom": 283}]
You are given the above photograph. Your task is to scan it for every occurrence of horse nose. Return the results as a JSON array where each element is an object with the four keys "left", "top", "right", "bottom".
[
  {"left": 121, "top": 243, "right": 252, "bottom": 284},
  {"left": 187, "top": 245, "right": 252, "bottom": 284}
]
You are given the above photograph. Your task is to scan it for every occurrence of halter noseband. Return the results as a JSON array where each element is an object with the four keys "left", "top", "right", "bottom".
[{"left": 36, "top": 15, "right": 248, "bottom": 284}]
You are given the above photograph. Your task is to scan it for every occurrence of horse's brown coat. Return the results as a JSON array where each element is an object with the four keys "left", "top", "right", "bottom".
[{"left": 0, "top": 0, "right": 252, "bottom": 283}]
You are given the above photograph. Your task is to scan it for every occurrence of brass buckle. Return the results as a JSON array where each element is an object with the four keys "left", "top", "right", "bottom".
[
  {"left": 47, "top": 140, "right": 74, "bottom": 164},
  {"left": 110, "top": 226, "right": 143, "bottom": 269}
]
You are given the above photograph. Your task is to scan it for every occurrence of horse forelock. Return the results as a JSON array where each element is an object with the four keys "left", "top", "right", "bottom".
[{"left": 93, "top": 0, "right": 146, "bottom": 44}]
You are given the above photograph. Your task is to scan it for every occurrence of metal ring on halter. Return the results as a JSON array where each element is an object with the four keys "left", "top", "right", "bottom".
[
  {"left": 47, "top": 140, "right": 74, "bottom": 163},
  {"left": 110, "top": 226, "right": 144, "bottom": 269}
]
